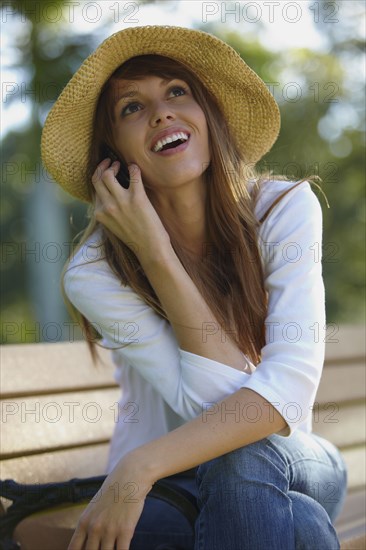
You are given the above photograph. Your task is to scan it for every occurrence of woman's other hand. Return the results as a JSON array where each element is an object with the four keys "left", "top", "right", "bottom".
[
  {"left": 92, "top": 159, "right": 171, "bottom": 263},
  {"left": 67, "top": 455, "right": 154, "bottom": 550}
]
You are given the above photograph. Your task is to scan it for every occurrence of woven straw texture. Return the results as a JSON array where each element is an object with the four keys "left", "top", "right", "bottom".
[{"left": 41, "top": 25, "right": 281, "bottom": 203}]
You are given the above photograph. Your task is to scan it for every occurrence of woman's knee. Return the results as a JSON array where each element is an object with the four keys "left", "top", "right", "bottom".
[
  {"left": 196, "top": 437, "right": 288, "bottom": 502},
  {"left": 290, "top": 491, "right": 340, "bottom": 549},
  {"left": 195, "top": 442, "right": 295, "bottom": 549}
]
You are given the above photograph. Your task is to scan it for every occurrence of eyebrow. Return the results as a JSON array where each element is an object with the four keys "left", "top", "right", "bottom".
[{"left": 113, "top": 78, "right": 178, "bottom": 105}]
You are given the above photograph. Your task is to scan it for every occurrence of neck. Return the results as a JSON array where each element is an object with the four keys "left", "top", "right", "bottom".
[{"left": 146, "top": 182, "right": 207, "bottom": 258}]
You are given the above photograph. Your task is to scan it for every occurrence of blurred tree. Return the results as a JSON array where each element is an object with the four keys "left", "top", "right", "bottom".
[
  {"left": 2, "top": 0, "right": 102, "bottom": 344},
  {"left": 1, "top": 1, "right": 364, "bottom": 344},
  {"left": 203, "top": 3, "right": 365, "bottom": 326},
  {"left": 1, "top": 0, "right": 156, "bottom": 343}
]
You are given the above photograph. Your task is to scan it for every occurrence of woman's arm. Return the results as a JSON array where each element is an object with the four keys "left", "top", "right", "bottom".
[
  {"left": 92, "top": 160, "right": 247, "bottom": 371},
  {"left": 67, "top": 386, "right": 285, "bottom": 550},
  {"left": 64, "top": 161, "right": 253, "bottom": 423},
  {"left": 129, "top": 386, "right": 286, "bottom": 479},
  {"left": 137, "top": 246, "right": 247, "bottom": 370}
]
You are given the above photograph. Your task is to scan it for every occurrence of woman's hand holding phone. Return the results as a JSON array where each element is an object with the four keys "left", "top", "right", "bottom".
[{"left": 92, "top": 159, "right": 172, "bottom": 264}]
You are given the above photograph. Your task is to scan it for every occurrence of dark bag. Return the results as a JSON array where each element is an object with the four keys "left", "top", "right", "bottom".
[{"left": 0, "top": 475, "right": 199, "bottom": 550}]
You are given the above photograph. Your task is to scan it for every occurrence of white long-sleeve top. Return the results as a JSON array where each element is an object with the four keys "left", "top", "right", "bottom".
[{"left": 63, "top": 179, "right": 326, "bottom": 473}]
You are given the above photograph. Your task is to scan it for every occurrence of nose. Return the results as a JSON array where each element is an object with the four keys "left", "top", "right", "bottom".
[{"left": 150, "top": 100, "right": 176, "bottom": 126}]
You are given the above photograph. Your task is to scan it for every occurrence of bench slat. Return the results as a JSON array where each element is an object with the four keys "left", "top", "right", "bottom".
[
  {"left": 340, "top": 445, "right": 366, "bottom": 491},
  {"left": 1, "top": 443, "right": 363, "bottom": 495},
  {"left": 0, "top": 443, "right": 110, "bottom": 512},
  {"left": 1, "top": 389, "right": 121, "bottom": 457},
  {"left": 0, "top": 444, "right": 110, "bottom": 486},
  {"left": 316, "top": 362, "right": 366, "bottom": 404},
  {"left": 335, "top": 489, "right": 366, "bottom": 541},
  {"left": 324, "top": 325, "right": 365, "bottom": 362},
  {"left": 2, "top": 446, "right": 362, "bottom": 490},
  {"left": 3, "top": 394, "right": 365, "bottom": 458},
  {"left": 0, "top": 342, "right": 116, "bottom": 397},
  {"left": 312, "top": 401, "right": 366, "bottom": 448},
  {"left": 1, "top": 324, "right": 364, "bottom": 396}
]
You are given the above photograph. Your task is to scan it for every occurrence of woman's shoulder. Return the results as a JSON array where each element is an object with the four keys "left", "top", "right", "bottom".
[
  {"left": 63, "top": 226, "right": 118, "bottom": 297},
  {"left": 249, "top": 178, "right": 319, "bottom": 225},
  {"left": 62, "top": 227, "right": 145, "bottom": 317},
  {"left": 66, "top": 226, "right": 106, "bottom": 272}
]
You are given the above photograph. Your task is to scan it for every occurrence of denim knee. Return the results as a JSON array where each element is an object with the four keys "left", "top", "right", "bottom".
[
  {"left": 194, "top": 436, "right": 343, "bottom": 550},
  {"left": 194, "top": 440, "right": 295, "bottom": 550},
  {"left": 196, "top": 437, "right": 288, "bottom": 500},
  {"left": 291, "top": 491, "right": 340, "bottom": 550}
]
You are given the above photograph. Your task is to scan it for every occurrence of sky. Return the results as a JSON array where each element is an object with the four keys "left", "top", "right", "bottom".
[{"left": 1, "top": 0, "right": 364, "bottom": 138}]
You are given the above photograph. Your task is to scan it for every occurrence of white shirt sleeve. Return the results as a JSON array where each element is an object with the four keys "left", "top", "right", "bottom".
[{"left": 243, "top": 181, "right": 326, "bottom": 435}]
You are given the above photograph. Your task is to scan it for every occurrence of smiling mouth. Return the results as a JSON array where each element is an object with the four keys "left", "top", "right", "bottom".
[{"left": 152, "top": 132, "right": 190, "bottom": 153}]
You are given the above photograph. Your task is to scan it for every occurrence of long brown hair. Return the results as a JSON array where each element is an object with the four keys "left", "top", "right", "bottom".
[{"left": 61, "top": 54, "right": 324, "bottom": 365}]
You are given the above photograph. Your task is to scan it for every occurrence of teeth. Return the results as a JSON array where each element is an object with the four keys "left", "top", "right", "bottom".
[{"left": 153, "top": 132, "right": 189, "bottom": 152}]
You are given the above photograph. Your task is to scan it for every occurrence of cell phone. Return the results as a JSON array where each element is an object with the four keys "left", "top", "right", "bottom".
[
  {"left": 104, "top": 147, "right": 130, "bottom": 189},
  {"left": 116, "top": 163, "right": 130, "bottom": 189}
]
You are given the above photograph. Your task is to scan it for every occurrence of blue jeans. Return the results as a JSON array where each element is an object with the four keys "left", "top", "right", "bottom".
[{"left": 130, "top": 431, "right": 348, "bottom": 550}]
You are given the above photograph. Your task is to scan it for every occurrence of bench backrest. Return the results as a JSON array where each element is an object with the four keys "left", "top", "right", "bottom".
[
  {"left": 1, "top": 324, "right": 365, "bottom": 529},
  {"left": 1, "top": 342, "right": 119, "bottom": 492}
]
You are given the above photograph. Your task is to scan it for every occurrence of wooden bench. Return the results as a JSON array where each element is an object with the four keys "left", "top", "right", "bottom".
[{"left": 1, "top": 324, "right": 365, "bottom": 548}]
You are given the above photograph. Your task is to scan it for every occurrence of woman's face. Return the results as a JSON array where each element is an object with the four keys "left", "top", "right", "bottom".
[{"left": 110, "top": 75, "right": 211, "bottom": 193}]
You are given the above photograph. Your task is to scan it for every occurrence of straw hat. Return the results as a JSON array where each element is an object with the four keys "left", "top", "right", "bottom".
[{"left": 41, "top": 25, "right": 280, "bottom": 203}]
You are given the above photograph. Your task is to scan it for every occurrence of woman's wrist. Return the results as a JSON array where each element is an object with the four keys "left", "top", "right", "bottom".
[
  {"left": 120, "top": 448, "right": 162, "bottom": 487},
  {"left": 137, "top": 240, "right": 177, "bottom": 271}
]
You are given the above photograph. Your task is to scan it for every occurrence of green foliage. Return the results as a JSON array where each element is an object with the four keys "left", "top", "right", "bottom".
[
  {"left": 1, "top": 1, "right": 364, "bottom": 344},
  {"left": 208, "top": 23, "right": 365, "bottom": 324}
]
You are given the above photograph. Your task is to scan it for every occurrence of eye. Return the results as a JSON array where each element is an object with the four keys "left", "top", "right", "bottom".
[
  {"left": 121, "top": 102, "right": 141, "bottom": 117},
  {"left": 168, "top": 85, "right": 188, "bottom": 97}
]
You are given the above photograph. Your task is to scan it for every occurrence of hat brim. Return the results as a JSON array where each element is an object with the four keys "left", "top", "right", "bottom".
[{"left": 41, "top": 25, "right": 280, "bottom": 203}]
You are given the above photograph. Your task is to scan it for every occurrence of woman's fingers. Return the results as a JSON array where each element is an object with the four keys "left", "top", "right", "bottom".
[
  {"left": 84, "top": 529, "right": 102, "bottom": 550},
  {"left": 92, "top": 159, "right": 113, "bottom": 205},
  {"left": 127, "top": 163, "right": 140, "bottom": 186},
  {"left": 91, "top": 158, "right": 144, "bottom": 201},
  {"left": 67, "top": 528, "right": 86, "bottom": 550},
  {"left": 127, "top": 163, "right": 146, "bottom": 195},
  {"left": 101, "top": 162, "right": 143, "bottom": 200},
  {"left": 92, "top": 158, "right": 120, "bottom": 186},
  {"left": 116, "top": 532, "right": 133, "bottom": 550},
  {"left": 66, "top": 457, "right": 152, "bottom": 550},
  {"left": 68, "top": 519, "right": 134, "bottom": 550},
  {"left": 91, "top": 157, "right": 112, "bottom": 184},
  {"left": 90, "top": 158, "right": 170, "bottom": 256},
  {"left": 100, "top": 534, "right": 122, "bottom": 550},
  {"left": 92, "top": 160, "right": 123, "bottom": 214}
]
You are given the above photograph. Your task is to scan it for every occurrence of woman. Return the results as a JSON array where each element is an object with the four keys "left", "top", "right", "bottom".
[{"left": 41, "top": 25, "right": 347, "bottom": 550}]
